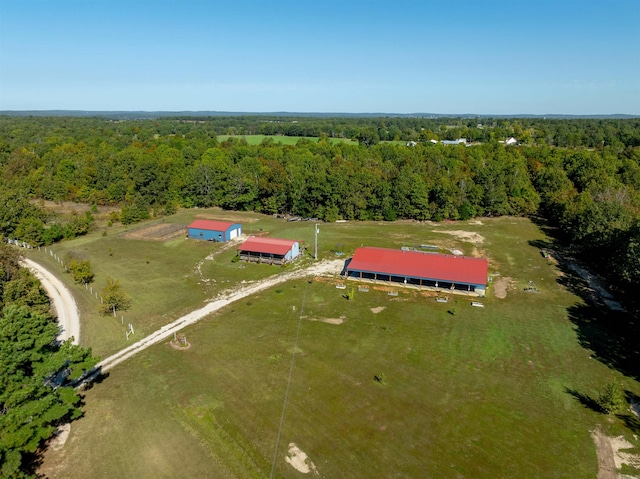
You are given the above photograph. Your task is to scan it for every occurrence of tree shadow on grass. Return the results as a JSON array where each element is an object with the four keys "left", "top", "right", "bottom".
[
  {"left": 28, "top": 369, "right": 111, "bottom": 477},
  {"left": 528, "top": 238, "right": 557, "bottom": 254},
  {"left": 529, "top": 233, "right": 640, "bottom": 381},
  {"left": 529, "top": 215, "right": 566, "bottom": 243},
  {"left": 565, "top": 387, "right": 604, "bottom": 413},
  {"left": 566, "top": 387, "right": 640, "bottom": 436},
  {"left": 531, "top": 217, "right": 640, "bottom": 434},
  {"left": 67, "top": 365, "right": 109, "bottom": 393},
  {"left": 24, "top": 450, "right": 46, "bottom": 478},
  {"left": 567, "top": 302, "right": 640, "bottom": 381},
  {"left": 617, "top": 390, "right": 640, "bottom": 435}
]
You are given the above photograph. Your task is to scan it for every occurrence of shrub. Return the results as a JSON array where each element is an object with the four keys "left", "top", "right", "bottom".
[
  {"left": 68, "top": 259, "right": 94, "bottom": 284},
  {"left": 597, "top": 381, "right": 626, "bottom": 414}
]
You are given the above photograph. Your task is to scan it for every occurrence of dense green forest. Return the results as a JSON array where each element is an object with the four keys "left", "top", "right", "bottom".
[
  {"left": 0, "top": 114, "right": 639, "bottom": 474},
  {"left": 1, "top": 114, "right": 639, "bottom": 300},
  {"left": 0, "top": 244, "right": 98, "bottom": 478}
]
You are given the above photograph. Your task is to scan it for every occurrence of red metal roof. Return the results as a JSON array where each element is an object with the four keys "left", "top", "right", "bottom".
[
  {"left": 238, "top": 237, "right": 298, "bottom": 255},
  {"left": 347, "top": 247, "right": 488, "bottom": 285},
  {"left": 188, "top": 219, "right": 237, "bottom": 231}
]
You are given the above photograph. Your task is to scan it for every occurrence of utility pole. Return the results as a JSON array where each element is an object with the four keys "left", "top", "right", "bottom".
[{"left": 314, "top": 224, "right": 319, "bottom": 260}]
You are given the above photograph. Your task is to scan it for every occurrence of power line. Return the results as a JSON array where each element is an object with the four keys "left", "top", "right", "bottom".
[{"left": 269, "top": 276, "right": 310, "bottom": 479}]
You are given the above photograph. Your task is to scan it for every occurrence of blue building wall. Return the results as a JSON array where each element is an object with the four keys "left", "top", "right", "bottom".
[
  {"left": 286, "top": 242, "right": 300, "bottom": 261},
  {"left": 188, "top": 223, "right": 242, "bottom": 242}
]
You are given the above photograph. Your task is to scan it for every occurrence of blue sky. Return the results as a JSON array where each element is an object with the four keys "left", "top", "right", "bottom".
[{"left": 1, "top": 0, "right": 638, "bottom": 114}]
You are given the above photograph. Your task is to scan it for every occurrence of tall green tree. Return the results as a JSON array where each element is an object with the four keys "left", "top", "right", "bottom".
[
  {"left": 100, "top": 276, "right": 131, "bottom": 315},
  {"left": 67, "top": 258, "right": 94, "bottom": 285},
  {"left": 0, "top": 245, "right": 98, "bottom": 478},
  {"left": 0, "top": 306, "right": 97, "bottom": 478}
]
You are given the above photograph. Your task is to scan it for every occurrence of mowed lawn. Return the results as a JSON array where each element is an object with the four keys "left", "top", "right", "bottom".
[
  {"left": 27, "top": 208, "right": 501, "bottom": 357},
  {"left": 38, "top": 213, "right": 640, "bottom": 478},
  {"left": 26, "top": 209, "right": 307, "bottom": 357}
]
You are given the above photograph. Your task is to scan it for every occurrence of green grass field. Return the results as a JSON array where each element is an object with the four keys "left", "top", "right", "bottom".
[{"left": 35, "top": 211, "right": 640, "bottom": 478}]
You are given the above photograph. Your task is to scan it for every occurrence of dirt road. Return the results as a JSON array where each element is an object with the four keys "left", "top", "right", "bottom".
[
  {"left": 592, "top": 428, "right": 617, "bottom": 479},
  {"left": 22, "top": 256, "right": 343, "bottom": 378},
  {"left": 22, "top": 258, "right": 80, "bottom": 345},
  {"left": 95, "top": 259, "right": 344, "bottom": 373}
]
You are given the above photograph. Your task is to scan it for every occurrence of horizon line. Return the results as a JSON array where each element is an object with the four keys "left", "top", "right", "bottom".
[{"left": 1, "top": 109, "right": 638, "bottom": 118}]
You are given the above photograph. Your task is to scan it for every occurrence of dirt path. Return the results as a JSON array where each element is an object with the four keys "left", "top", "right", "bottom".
[
  {"left": 592, "top": 428, "right": 618, "bottom": 479},
  {"left": 550, "top": 250, "right": 624, "bottom": 312},
  {"left": 25, "top": 255, "right": 343, "bottom": 380},
  {"left": 22, "top": 258, "right": 80, "bottom": 345},
  {"left": 94, "top": 259, "right": 344, "bottom": 375}
]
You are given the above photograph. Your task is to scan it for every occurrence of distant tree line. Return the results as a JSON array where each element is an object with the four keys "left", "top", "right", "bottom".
[
  {"left": 0, "top": 115, "right": 639, "bottom": 296},
  {"left": 2, "top": 115, "right": 640, "bottom": 148}
]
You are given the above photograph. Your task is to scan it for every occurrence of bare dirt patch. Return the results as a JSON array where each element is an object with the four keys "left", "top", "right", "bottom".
[
  {"left": 610, "top": 436, "right": 640, "bottom": 471},
  {"left": 592, "top": 428, "right": 618, "bottom": 479},
  {"left": 544, "top": 251, "right": 559, "bottom": 267},
  {"left": 434, "top": 230, "right": 485, "bottom": 245},
  {"left": 306, "top": 316, "right": 344, "bottom": 325},
  {"left": 123, "top": 223, "right": 187, "bottom": 241},
  {"left": 285, "top": 443, "right": 318, "bottom": 475},
  {"left": 592, "top": 428, "right": 640, "bottom": 479},
  {"left": 565, "top": 260, "right": 625, "bottom": 312},
  {"left": 49, "top": 424, "right": 71, "bottom": 451},
  {"left": 370, "top": 306, "right": 386, "bottom": 314},
  {"left": 493, "top": 277, "right": 512, "bottom": 299},
  {"left": 169, "top": 335, "right": 192, "bottom": 350},
  {"left": 196, "top": 213, "right": 258, "bottom": 223},
  {"left": 419, "top": 291, "right": 438, "bottom": 298}
]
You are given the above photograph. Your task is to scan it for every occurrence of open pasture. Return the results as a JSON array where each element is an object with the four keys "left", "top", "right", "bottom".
[
  {"left": 28, "top": 209, "right": 499, "bottom": 357},
  {"left": 34, "top": 211, "right": 640, "bottom": 478}
]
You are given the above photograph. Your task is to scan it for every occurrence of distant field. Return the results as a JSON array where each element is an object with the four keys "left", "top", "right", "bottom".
[
  {"left": 216, "top": 134, "right": 358, "bottom": 145},
  {"left": 35, "top": 211, "right": 640, "bottom": 478}
]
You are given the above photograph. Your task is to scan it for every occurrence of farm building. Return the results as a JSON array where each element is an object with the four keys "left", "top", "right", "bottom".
[
  {"left": 346, "top": 247, "right": 488, "bottom": 296},
  {"left": 237, "top": 237, "right": 300, "bottom": 265},
  {"left": 440, "top": 138, "right": 467, "bottom": 146},
  {"left": 187, "top": 220, "right": 242, "bottom": 242}
]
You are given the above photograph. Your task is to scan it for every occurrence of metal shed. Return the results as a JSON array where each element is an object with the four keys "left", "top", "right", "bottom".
[
  {"left": 237, "top": 237, "right": 300, "bottom": 265},
  {"left": 187, "top": 220, "right": 242, "bottom": 242},
  {"left": 346, "top": 246, "right": 488, "bottom": 296}
]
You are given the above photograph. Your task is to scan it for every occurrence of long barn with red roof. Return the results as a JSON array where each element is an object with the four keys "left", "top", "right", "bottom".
[{"left": 346, "top": 247, "right": 488, "bottom": 296}]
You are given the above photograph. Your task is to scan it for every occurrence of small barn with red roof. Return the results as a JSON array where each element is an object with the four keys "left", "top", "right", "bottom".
[
  {"left": 187, "top": 220, "right": 242, "bottom": 242},
  {"left": 346, "top": 247, "right": 488, "bottom": 295},
  {"left": 238, "top": 237, "right": 300, "bottom": 265}
]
